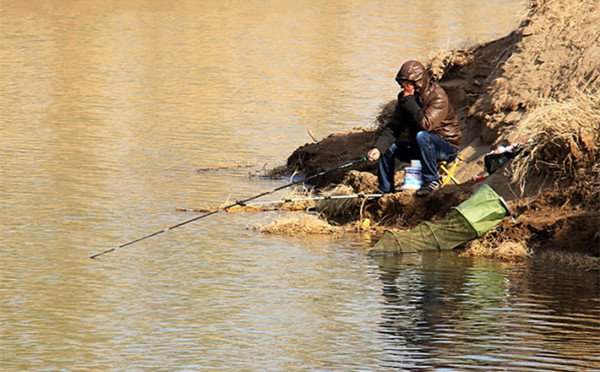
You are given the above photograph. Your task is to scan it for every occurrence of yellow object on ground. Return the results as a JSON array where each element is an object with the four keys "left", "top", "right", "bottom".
[
  {"left": 438, "top": 155, "right": 463, "bottom": 185},
  {"left": 360, "top": 218, "right": 371, "bottom": 230}
]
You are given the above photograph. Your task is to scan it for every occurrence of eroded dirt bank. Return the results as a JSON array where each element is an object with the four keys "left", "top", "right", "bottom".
[{"left": 271, "top": 0, "right": 599, "bottom": 267}]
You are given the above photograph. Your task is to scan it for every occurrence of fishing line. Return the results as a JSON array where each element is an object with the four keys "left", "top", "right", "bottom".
[
  {"left": 176, "top": 193, "right": 383, "bottom": 213},
  {"left": 90, "top": 157, "right": 369, "bottom": 259}
]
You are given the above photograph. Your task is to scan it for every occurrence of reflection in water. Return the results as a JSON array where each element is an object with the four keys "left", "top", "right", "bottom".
[
  {"left": 374, "top": 254, "right": 600, "bottom": 370},
  {"left": 2, "top": 0, "right": 599, "bottom": 370}
]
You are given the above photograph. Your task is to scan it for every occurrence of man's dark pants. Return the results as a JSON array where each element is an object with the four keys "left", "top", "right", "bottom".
[{"left": 378, "top": 131, "right": 458, "bottom": 193}]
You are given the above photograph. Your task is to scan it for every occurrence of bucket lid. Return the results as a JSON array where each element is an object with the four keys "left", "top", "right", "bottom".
[{"left": 411, "top": 160, "right": 422, "bottom": 168}]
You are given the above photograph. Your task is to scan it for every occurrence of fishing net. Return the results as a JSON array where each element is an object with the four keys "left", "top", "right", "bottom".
[{"left": 370, "top": 185, "right": 509, "bottom": 255}]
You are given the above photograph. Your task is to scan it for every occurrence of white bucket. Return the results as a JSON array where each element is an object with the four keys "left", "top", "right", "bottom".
[{"left": 401, "top": 167, "right": 422, "bottom": 190}]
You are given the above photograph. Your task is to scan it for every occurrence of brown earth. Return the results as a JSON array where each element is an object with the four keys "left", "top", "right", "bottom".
[
  {"left": 273, "top": 0, "right": 599, "bottom": 263},
  {"left": 284, "top": 129, "right": 378, "bottom": 187},
  {"left": 316, "top": 170, "right": 475, "bottom": 227}
]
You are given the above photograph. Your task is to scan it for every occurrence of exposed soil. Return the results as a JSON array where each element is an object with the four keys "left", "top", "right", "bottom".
[
  {"left": 470, "top": 202, "right": 599, "bottom": 259},
  {"left": 320, "top": 170, "right": 476, "bottom": 227},
  {"left": 284, "top": 129, "right": 378, "bottom": 187},
  {"left": 271, "top": 0, "right": 599, "bottom": 264}
]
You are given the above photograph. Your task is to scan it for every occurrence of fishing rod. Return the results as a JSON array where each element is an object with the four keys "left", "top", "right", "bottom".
[
  {"left": 90, "top": 156, "right": 369, "bottom": 259},
  {"left": 248, "top": 193, "right": 383, "bottom": 205},
  {"left": 176, "top": 193, "right": 384, "bottom": 213}
]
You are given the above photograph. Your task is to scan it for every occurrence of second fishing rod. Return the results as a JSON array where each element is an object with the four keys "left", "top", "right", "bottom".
[{"left": 90, "top": 156, "right": 369, "bottom": 259}]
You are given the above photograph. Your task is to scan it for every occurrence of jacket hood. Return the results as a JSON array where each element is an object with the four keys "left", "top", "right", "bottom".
[{"left": 396, "top": 60, "right": 429, "bottom": 93}]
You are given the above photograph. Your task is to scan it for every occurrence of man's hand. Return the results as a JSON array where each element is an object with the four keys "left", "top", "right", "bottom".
[
  {"left": 402, "top": 82, "right": 415, "bottom": 97},
  {"left": 399, "top": 80, "right": 415, "bottom": 97},
  {"left": 367, "top": 148, "right": 381, "bottom": 161}
]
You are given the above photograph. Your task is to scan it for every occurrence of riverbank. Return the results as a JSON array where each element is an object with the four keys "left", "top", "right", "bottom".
[{"left": 264, "top": 0, "right": 599, "bottom": 269}]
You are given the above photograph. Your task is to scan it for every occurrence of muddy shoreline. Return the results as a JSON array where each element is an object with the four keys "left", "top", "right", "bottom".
[{"left": 266, "top": 0, "right": 599, "bottom": 270}]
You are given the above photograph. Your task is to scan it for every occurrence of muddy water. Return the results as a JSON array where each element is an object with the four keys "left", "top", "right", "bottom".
[{"left": 1, "top": 1, "right": 599, "bottom": 370}]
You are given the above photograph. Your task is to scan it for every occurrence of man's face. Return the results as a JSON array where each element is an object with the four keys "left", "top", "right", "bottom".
[{"left": 398, "top": 79, "right": 414, "bottom": 90}]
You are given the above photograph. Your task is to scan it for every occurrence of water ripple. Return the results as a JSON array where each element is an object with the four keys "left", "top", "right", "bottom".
[{"left": 3, "top": 1, "right": 598, "bottom": 370}]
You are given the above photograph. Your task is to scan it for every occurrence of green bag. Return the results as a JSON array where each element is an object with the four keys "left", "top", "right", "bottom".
[{"left": 369, "top": 185, "right": 509, "bottom": 255}]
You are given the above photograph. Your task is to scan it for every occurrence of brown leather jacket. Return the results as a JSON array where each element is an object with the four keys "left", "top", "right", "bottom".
[{"left": 373, "top": 60, "right": 461, "bottom": 152}]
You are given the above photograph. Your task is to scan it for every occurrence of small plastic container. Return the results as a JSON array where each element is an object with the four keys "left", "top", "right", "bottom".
[
  {"left": 411, "top": 159, "right": 422, "bottom": 169},
  {"left": 402, "top": 166, "right": 422, "bottom": 190}
]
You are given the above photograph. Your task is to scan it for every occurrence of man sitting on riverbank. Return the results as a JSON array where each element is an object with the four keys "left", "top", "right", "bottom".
[{"left": 367, "top": 60, "right": 461, "bottom": 197}]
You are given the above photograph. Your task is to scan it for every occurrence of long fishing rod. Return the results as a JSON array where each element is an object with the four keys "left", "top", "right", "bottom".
[
  {"left": 177, "top": 193, "right": 383, "bottom": 213},
  {"left": 246, "top": 192, "right": 383, "bottom": 206},
  {"left": 90, "top": 157, "right": 369, "bottom": 259}
]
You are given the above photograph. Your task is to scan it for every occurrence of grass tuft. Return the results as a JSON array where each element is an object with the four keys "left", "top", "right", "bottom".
[
  {"left": 253, "top": 214, "right": 341, "bottom": 236},
  {"left": 511, "top": 90, "right": 599, "bottom": 192}
]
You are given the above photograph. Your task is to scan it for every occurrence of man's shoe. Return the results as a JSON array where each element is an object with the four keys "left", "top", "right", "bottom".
[{"left": 416, "top": 180, "right": 441, "bottom": 197}]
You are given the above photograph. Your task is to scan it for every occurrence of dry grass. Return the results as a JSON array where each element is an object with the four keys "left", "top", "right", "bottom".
[
  {"left": 253, "top": 214, "right": 341, "bottom": 236},
  {"left": 463, "top": 240, "right": 531, "bottom": 261},
  {"left": 464, "top": 239, "right": 600, "bottom": 271},
  {"left": 277, "top": 185, "right": 316, "bottom": 211},
  {"left": 511, "top": 90, "right": 599, "bottom": 192},
  {"left": 427, "top": 47, "right": 474, "bottom": 81},
  {"left": 463, "top": 240, "right": 531, "bottom": 260},
  {"left": 535, "top": 250, "right": 600, "bottom": 272},
  {"left": 216, "top": 185, "right": 316, "bottom": 213},
  {"left": 263, "top": 164, "right": 291, "bottom": 178},
  {"left": 315, "top": 185, "right": 362, "bottom": 224},
  {"left": 461, "top": 223, "right": 532, "bottom": 261}
]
